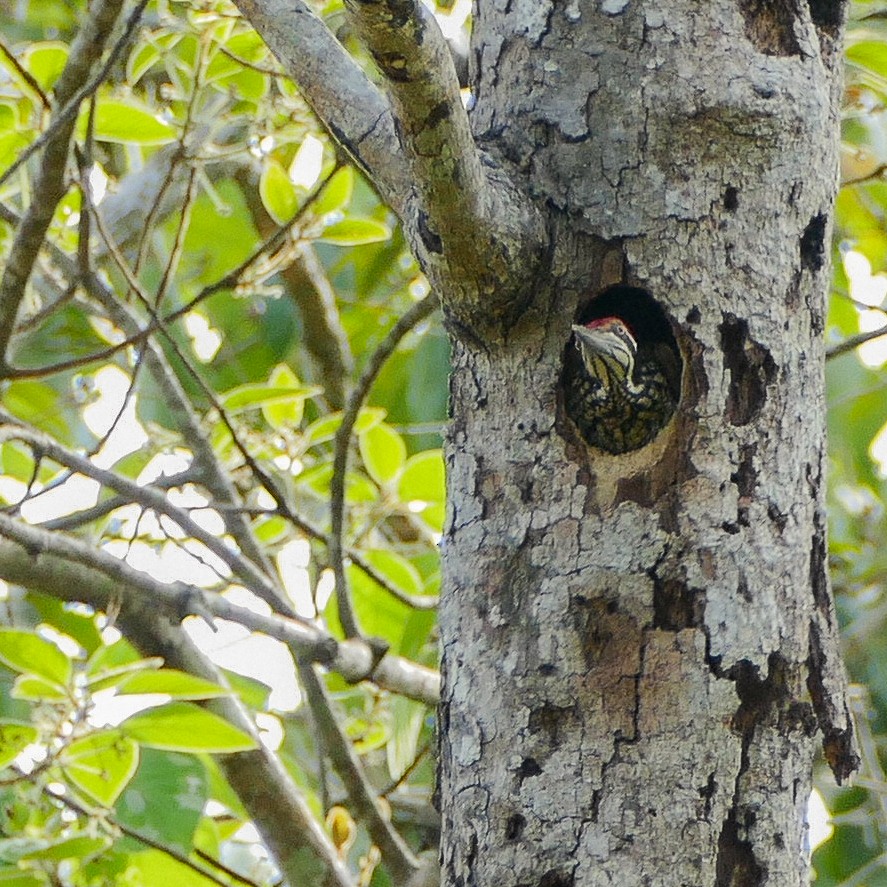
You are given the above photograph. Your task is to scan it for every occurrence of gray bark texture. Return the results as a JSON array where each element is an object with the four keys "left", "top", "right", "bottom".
[{"left": 437, "top": 3, "right": 856, "bottom": 887}]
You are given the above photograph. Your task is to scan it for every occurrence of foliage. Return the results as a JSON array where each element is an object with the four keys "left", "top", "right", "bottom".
[
  {"left": 2, "top": 0, "right": 887, "bottom": 885},
  {"left": 818, "top": 3, "right": 887, "bottom": 884},
  {"left": 0, "top": 0, "right": 450, "bottom": 883}
]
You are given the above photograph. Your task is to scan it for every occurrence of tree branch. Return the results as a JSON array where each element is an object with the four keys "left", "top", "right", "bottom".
[
  {"left": 230, "top": 0, "right": 410, "bottom": 217},
  {"left": 329, "top": 293, "right": 439, "bottom": 637},
  {"left": 341, "top": 0, "right": 546, "bottom": 328},
  {"left": 826, "top": 323, "right": 887, "bottom": 360},
  {"left": 299, "top": 664, "right": 420, "bottom": 882},
  {"left": 0, "top": 512, "right": 440, "bottom": 704},
  {"left": 0, "top": 0, "right": 146, "bottom": 367},
  {"left": 0, "top": 417, "right": 290, "bottom": 615}
]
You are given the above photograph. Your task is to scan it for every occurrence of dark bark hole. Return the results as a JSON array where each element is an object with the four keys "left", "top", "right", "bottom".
[
  {"left": 807, "top": 0, "right": 845, "bottom": 33},
  {"left": 723, "top": 186, "right": 739, "bottom": 211},
  {"left": 808, "top": 511, "right": 829, "bottom": 614},
  {"left": 518, "top": 757, "right": 542, "bottom": 779},
  {"left": 539, "top": 871, "right": 574, "bottom": 887},
  {"left": 715, "top": 818, "right": 764, "bottom": 887},
  {"left": 719, "top": 314, "right": 776, "bottom": 425},
  {"left": 737, "top": 0, "right": 801, "bottom": 56},
  {"left": 505, "top": 813, "right": 526, "bottom": 841},
  {"left": 561, "top": 285, "right": 682, "bottom": 455},
  {"left": 800, "top": 212, "right": 827, "bottom": 272},
  {"left": 731, "top": 444, "right": 757, "bottom": 527},
  {"left": 651, "top": 576, "right": 704, "bottom": 630}
]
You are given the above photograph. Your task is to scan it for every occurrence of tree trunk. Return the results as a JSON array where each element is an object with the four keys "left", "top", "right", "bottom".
[{"left": 439, "top": 4, "right": 856, "bottom": 886}]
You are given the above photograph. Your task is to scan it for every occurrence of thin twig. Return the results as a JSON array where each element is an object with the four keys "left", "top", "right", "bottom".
[
  {"left": 2, "top": 167, "right": 333, "bottom": 379},
  {"left": 298, "top": 663, "right": 420, "bottom": 882},
  {"left": 328, "top": 293, "right": 439, "bottom": 637},
  {"left": 46, "top": 787, "right": 261, "bottom": 887},
  {"left": 0, "top": 511, "right": 441, "bottom": 704},
  {"left": 826, "top": 323, "right": 887, "bottom": 360},
  {"left": 0, "top": 0, "right": 150, "bottom": 193}
]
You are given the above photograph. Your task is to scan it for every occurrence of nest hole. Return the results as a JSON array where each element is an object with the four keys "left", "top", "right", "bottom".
[{"left": 561, "top": 285, "right": 683, "bottom": 455}]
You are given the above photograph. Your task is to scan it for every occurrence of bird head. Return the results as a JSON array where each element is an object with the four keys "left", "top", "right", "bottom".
[{"left": 571, "top": 317, "right": 638, "bottom": 385}]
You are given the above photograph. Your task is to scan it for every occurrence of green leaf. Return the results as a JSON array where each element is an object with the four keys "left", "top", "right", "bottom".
[
  {"left": 85, "top": 639, "right": 146, "bottom": 678},
  {"left": 11, "top": 675, "right": 67, "bottom": 701},
  {"left": 359, "top": 423, "right": 406, "bottom": 485},
  {"left": 304, "top": 412, "right": 343, "bottom": 444},
  {"left": 398, "top": 449, "right": 445, "bottom": 503},
  {"left": 262, "top": 365, "right": 307, "bottom": 429},
  {"left": 260, "top": 158, "right": 298, "bottom": 224},
  {"left": 0, "top": 629, "right": 71, "bottom": 688},
  {"left": 21, "top": 835, "right": 110, "bottom": 863},
  {"left": 117, "top": 749, "right": 208, "bottom": 855},
  {"left": 90, "top": 99, "right": 177, "bottom": 145},
  {"left": 354, "top": 407, "right": 388, "bottom": 433},
  {"left": 127, "top": 41, "right": 161, "bottom": 84},
  {"left": 317, "top": 217, "right": 391, "bottom": 246},
  {"left": 60, "top": 731, "right": 140, "bottom": 806},
  {"left": 115, "top": 670, "right": 227, "bottom": 700},
  {"left": 387, "top": 696, "right": 426, "bottom": 781},
  {"left": 21, "top": 43, "right": 68, "bottom": 91},
  {"left": 2, "top": 381, "right": 71, "bottom": 440},
  {"left": 221, "top": 380, "right": 322, "bottom": 414},
  {"left": 87, "top": 656, "right": 164, "bottom": 692},
  {"left": 125, "top": 848, "right": 226, "bottom": 887},
  {"left": 313, "top": 166, "right": 354, "bottom": 216},
  {"left": 847, "top": 40, "right": 887, "bottom": 81},
  {"left": 360, "top": 549, "right": 424, "bottom": 599},
  {"left": 304, "top": 407, "right": 387, "bottom": 446},
  {"left": 0, "top": 722, "right": 38, "bottom": 770},
  {"left": 297, "top": 463, "right": 379, "bottom": 503},
  {"left": 121, "top": 703, "right": 257, "bottom": 753},
  {"left": 0, "top": 868, "right": 46, "bottom": 886}
]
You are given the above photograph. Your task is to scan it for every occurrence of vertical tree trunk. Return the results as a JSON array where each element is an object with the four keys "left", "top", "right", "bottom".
[{"left": 439, "top": 4, "right": 855, "bottom": 885}]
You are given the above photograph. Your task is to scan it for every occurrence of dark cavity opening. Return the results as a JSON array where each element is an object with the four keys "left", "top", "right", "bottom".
[{"left": 561, "top": 285, "right": 682, "bottom": 455}]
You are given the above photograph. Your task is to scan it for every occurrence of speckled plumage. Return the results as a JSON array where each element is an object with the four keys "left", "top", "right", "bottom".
[{"left": 564, "top": 317, "right": 679, "bottom": 454}]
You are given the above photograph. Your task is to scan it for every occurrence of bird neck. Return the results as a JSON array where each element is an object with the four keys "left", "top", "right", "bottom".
[{"left": 580, "top": 345, "right": 637, "bottom": 393}]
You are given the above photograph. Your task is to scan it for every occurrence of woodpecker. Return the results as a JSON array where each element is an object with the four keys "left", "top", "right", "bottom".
[{"left": 564, "top": 316, "right": 679, "bottom": 454}]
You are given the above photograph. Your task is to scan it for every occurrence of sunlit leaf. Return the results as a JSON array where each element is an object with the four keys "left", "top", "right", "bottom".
[
  {"left": 0, "top": 867, "right": 46, "bottom": 886},
  {"left": 0, "top": 722, "right": 38, "bottom": 770},
  {"left": 0, "top": 629, "right": 71, "bottom": 688},
  {"left": 398, "top": 449, "right": 445, "bottom": 503},
  {"left": 90, "top": 99, "right": 177, "bottom": 145},
  {"left": 262, "top": 365, "right": 307, "bottom": 429},
  {"left": 317, "top": 217, "right": 391, "bottom": 246},
  {"left": 60, "top": 731, "right": 140, "bottom": 806},
  {"left": 11, "top": 675, "right": 67, "bottom": 701},
  {"left": 21, "top": 43, "right": 68, "bottom": 91},
  {"left": 313, "top": 166, "right": 354, "bottom": 216},
  {"left": 121, "top": 703, "right": 257, "bottom": 753},
  {"left": 387, "top": 696, "right": 426, "bottom": 781},
  {"left": 221, "top": 381, "right": 322, "bottom": 414},
  {"left": 115, "top": 670, "right": 227, "bottom": 700},
  {"left": 21, "top": 835, "right": 110, "bottom": 862},
  {"left": 87, "top": 656, "right": 164, "bottom": 692},
  {"left": 359, "top": 423, "right": 406, "bottom": 486},
  {"left": 260, "top": 158, "right": 298, "bottom": 224}
]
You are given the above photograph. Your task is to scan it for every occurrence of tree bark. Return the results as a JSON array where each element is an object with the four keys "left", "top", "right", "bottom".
[{"left": 439, "top": 4, "right": 855, "bottom": 886}]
